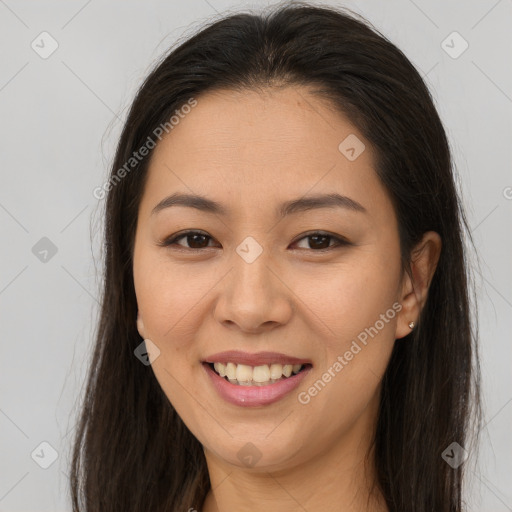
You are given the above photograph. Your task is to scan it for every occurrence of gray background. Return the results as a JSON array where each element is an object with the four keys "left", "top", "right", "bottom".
[{"left": 0, "top": 0, "right": 511, "bottom": 510}]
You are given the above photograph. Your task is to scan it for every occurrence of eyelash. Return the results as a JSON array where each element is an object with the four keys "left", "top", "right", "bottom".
[{"left": 158, "top": 230, "right": 350, "bottom": 253}]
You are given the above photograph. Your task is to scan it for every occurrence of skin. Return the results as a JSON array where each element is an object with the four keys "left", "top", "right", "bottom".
[{"left": 133, "top": 86, "right": 441, "bottom": 512}]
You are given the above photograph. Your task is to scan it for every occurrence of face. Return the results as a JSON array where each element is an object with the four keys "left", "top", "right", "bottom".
[{"left": 132, "top": 86, "right": 420, "bottom": 473}]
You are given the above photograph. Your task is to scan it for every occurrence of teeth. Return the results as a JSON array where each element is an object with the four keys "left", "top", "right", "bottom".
[
  {"left": 253, "top": 364, "right": 270, "bottom": 383},
  {"left": 225, "top": 362, "right": 236, "bottom": 380},
  {"left": 236, "top": 364, "right": 253, "bottom": 383},
  {"left": 269, "top": 363, "right": 283, "bottom": 380},
  {"left": 212, "top": 362, "right": 305, "bottom": 385}
]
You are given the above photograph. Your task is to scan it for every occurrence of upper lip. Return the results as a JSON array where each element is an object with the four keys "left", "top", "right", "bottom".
[{"left": 203, "top": 350, "right": 312, "bottom": 367}]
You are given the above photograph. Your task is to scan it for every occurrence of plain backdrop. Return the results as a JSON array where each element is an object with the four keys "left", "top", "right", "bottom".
[{"left": 0, "top": 0, "right": 511, "bottom": 510}]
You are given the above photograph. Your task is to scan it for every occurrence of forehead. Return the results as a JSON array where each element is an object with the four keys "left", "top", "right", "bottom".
[
  {"left": 140, "top": 86, "right": 392, "bottom": 223},
  {"left": 152, "top": 86, "right": 368, "bottom": 167}
]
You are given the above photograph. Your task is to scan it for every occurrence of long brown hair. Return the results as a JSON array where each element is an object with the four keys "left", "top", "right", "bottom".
[{"left": 70, "top": 2, "right": 482, "bottom": 510}]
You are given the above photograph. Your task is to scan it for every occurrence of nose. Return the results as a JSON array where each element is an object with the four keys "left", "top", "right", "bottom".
[{"left": 213, "top": 247, "right": 293, "bottom": 334}]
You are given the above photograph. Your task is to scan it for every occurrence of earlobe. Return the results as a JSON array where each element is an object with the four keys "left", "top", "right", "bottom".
[
  {"left": 136, "top": 311, "right": 145, "bottom": 339},
  {"left": 395, "top": 231, "right": 442, "bottom": 340},
  {"left": 395, "top": 270, "right": 419, "bottom": 340}
]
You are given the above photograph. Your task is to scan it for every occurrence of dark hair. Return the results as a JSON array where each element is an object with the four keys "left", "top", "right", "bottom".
[{"left": 69, "top": 2, "right": 482, "bottom": 511}]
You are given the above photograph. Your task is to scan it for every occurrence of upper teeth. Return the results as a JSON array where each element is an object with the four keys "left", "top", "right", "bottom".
[{"left": 213, "top": 362, "right": 303, "bottom": 382}]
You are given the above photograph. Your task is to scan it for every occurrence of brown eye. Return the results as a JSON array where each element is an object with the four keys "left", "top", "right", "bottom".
[
  {"left": 293, "top": 232, "right": 349, "bottom": 251},
  {"left": 160, "top": 230, "right": 216, "bottom": 250},
  {"left": 303, "top": 234, "right": 331, "bottom": 250},
  {"left": 182, "top": 233, "right": 211, "bottom": 249},
  {"left": 160, "top": 230, "right": 349, "bottom": 252}
]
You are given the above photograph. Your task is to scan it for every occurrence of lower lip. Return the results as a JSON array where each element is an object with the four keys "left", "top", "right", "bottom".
[{"left": 202, "top": 363, "right": 312, "bottom": 407}]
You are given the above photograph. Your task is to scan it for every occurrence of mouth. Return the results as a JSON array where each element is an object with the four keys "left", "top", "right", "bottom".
[
  {"left": 205, "top": 361, "right": 312, "bottom": 386},
  {"left": 201, "top": 352, "right": 313, "bottom": 407}
]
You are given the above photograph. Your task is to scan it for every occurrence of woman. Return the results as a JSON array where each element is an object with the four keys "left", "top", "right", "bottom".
[{"left": 70, "top": 2, "right": 482, "bottom": 511}]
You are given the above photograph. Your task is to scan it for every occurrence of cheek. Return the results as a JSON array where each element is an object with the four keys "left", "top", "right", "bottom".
[
  {"left": 133, "top": 250, "right": 205, "bottom": 351},
  {"left": 291, "top": 255, "right": 399, "bottom": 412},
  {"left": 133, "top": 254, "right": 203, "bottom": 411},
  {"left": 291, "top": 254, "right": 400, "bottom": 345}
]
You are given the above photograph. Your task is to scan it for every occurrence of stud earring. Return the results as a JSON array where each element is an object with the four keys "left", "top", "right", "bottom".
[{"left": 408, "top": 321, "right": 415, "bottom": 329}]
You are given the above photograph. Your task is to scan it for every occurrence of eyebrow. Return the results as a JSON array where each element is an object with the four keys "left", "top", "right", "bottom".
[{"left": 151, "top": 192, "right": 367, "bottom": 218}]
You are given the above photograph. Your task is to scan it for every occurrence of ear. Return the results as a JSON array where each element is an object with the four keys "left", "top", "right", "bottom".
[
  {"left": 136, "top": 310, "right": 146, "bottom": 339},
  {"left": 395, "top": 231, "right": 442, "bottom": 340}
]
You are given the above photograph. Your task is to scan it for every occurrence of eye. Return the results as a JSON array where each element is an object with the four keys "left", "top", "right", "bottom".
[
  {"left": 291, "top": 231, "right": 349, "bottom": 251},
  {"left": 159, "top": 230, "right": 350, "bottom": 252},
  {"left": 159, "top": 230, "right": 218, "bottom": 250}
]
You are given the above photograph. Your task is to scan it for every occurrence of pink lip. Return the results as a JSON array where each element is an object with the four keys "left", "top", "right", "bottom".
[
  {"left": 203, "top": 350, "right": 311, "bottom": 367},
  {"left": 202, "top": 362, "right": 312, "bottom": 407}
]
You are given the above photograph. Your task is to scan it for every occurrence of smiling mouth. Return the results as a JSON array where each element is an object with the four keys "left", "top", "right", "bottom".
[{"left": 206, "top": 362, "right": 312, "bottom": 386}]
